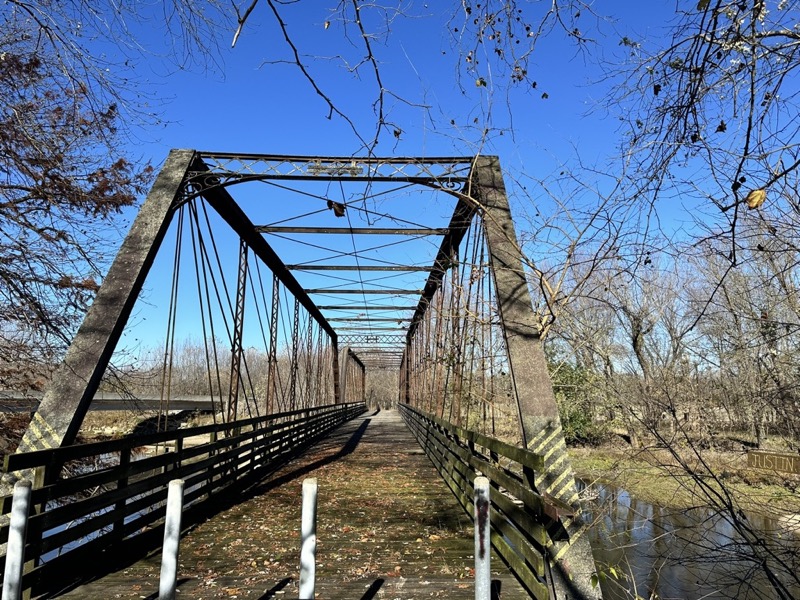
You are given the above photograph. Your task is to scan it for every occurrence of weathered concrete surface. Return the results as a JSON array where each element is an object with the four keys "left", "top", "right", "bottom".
[
  {"left": 475, "top": 155, "right": 602, "bottom": 599},
  {"left": 49, "top": 410, "right": 530, "bottom": 599},
  {"left": 16, "top": 149, "right": 197, "bottom": 456}
]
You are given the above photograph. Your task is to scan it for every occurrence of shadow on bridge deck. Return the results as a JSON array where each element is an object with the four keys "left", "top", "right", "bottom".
[{"left": 49, "top": 409, "right": 530, "bottom": 599}]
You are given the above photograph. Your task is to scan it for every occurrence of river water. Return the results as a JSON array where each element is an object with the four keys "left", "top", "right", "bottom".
[{"left": 582, "top": 483, "right": 800, "bottom": 600}]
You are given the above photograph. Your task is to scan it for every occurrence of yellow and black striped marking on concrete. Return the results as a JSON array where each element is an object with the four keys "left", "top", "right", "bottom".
[
  {"left": 18, "top": 411, "right": 61, "bottom": 453},
  {"left": 528, "top": 423, "right": 580, "bottom": 508},
  {"left": 527, "top": 423, "right": 597, "bottom": 564}
]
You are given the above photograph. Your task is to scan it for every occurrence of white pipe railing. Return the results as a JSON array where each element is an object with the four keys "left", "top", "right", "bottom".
[
  {"left": 2, "top": 480, "right": 32, "bottom": 600},
  {"left": 299, "top": 478, "right": 318, "bottom": 599},
  {"left": 158, "top": 479, "right": 185, "bottom": 600}
]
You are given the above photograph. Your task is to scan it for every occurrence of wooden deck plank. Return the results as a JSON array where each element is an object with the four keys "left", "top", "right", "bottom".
[{"left": 48, "top": 409, "right": 531, "bottom": 599}]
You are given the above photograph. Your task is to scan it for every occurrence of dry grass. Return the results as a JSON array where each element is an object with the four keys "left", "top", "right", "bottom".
[
  {"left": 0, "top": 409, "right": 218, "bottom": 456},
  {"left": 570, "top": 443, "right": 800, "bottom": 517},
  {"left": 0, "top": 412, "right": 31, "bottom": 454}
]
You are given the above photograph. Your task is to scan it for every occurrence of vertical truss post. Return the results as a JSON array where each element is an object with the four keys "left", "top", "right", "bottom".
[
  {"left": 360, "top": 359, "right": 366, "bottom": 404},
  {"left": 413, "top": 332, "right": 420, "bottom": 407},
  {"left": 343, "top": 348, "right": 366, "bottom": 404},
  {"left": 289, "top": 298, "right": 300, "bottom": 411},
  {"left": 449, "top": 261, "right": 465, "bottom": 427},
  {"left": 315, "top": 327, "right": 324, "bottom": 408},
  {"left": 305, "top": 313, "right": 314, "bottom": 409},
  {"left": 16, "top": 149, "right": 197, "bottom": 454},
  {"left": 267, "top": 274, "right": 280, "bottom": 414},
  {"left": 474, "top": 155, "right": 602, "bottom": 599},
  {"left": 407, "top": 334, "right": 415, "bottom": 406},
  {"left": 433, "top": 290, "right": 446, "bottom": 418},
  {"left": 339, "top": 345, "right": 350, "bottom": 403},
  {"left": 332, "top": 337, "right": 341, "bottom": 404},
  {"left": 227, "top": 239, "right": 248, "bottom": 423},
  {"left": 401, "top": 341, "right": 411, "bottom": 404},
  {"left": 415, "top": 318, "right": 425, "bottom": 409}
]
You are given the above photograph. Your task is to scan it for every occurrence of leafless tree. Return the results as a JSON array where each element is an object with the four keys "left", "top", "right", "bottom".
[{"left": 0, "top": 15, "right": 153, "bottom": 387}]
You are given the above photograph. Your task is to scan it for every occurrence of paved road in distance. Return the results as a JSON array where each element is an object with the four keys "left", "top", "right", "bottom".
[{"left": 0, "top": 391, "right": 216, "bottom": 413}]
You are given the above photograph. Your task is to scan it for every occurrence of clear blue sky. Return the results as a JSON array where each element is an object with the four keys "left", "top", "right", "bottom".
[
  {"left": 126, "top": 2, "right": 672, "bottom": 168},
  {"left": 104, "top": 1, "right": 679, "bottom": 356}
]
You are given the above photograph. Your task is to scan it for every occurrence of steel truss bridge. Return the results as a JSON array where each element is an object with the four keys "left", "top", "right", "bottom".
[{"left": 0, "top": 151, "right": 602, "bottom": 599}]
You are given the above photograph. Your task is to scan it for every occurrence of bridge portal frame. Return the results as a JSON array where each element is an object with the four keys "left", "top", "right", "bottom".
[
  {"left": 14, "top": 150, "right": 601, "bottom": 599},
  {"left": 18, "top": 151, "right": 483, "bottom": 451}
]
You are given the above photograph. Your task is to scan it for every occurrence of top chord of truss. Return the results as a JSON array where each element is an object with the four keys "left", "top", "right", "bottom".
[{"left": 189, "top": 152, "right": 475, "bottom": 186}]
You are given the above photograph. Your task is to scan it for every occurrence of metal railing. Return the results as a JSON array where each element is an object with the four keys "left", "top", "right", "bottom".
[
  {"left": 400, "top": 403, "right": 574, "bottom": 600},
  {"left": 0, "top": 402, "right": 365, "bottom": 595}
]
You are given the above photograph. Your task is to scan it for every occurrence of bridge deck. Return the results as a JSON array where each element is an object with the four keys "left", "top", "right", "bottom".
[{"left": 51, "top": 409, "right": 530, "bottom": 599}]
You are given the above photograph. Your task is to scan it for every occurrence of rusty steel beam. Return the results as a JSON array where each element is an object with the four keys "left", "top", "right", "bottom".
[
  {"left": 190, "top": 153, "right": 474, "bottom": 187},
  {"left": 335, "top": 327, "right": 406, "bottom": 332},
  {"left": 353, "top": 348, "right": 404, "bottom": 352},
  {"left": 267, "top": 273, "right": 280, "bottom": 414},
  {"left": 16, "top": 149, "right": 198, "bottom": 453},
  {"left": 401, "top": 343, "right": 411, "bottom": 404},
  {"left": 288, "top": 265, "right": 430, "bottom": 272},
  {"left": 346, "top": 348, "right": 366, "bottom": 371},
  {"left": 327, "top": 317, "right": 410, "bottom": 322},
  {"left": 338, "top": 345, "right": 351, "bottom": 404},
  {"left": 289, "top": 299, "right": 300, "bottom": 410},
  {"left": 332, "top": 338, "right": 341, "bottom": 404},
  {"left": 360, "top": 360, "right": 367, "bottom": 403},
  {"left": 227, "top": 239, "right": 248, "bottom": 423},
  {"left": 318, "top": 305, "right": 416, "bottom": 311},
  {"left": 338, "top": 333, "right": 405, "bottom": 338},
  {"left": 474, "top": 157, "right": 555, "bottom": 449},
  {"left": 258, "top": 227, "right": 448, "bottom": 235},
  {"left": 306, "top": 289, "right": 422, "bottom": 295}
]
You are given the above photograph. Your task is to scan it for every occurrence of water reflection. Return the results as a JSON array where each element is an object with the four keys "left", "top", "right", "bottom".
[{"left": 581, "top": 482, "right": 800, "bottom": 600}]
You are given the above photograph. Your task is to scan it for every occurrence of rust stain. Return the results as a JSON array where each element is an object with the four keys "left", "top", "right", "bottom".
[{"left": 476, "top": 494, "right": 489, "bottom": 559}]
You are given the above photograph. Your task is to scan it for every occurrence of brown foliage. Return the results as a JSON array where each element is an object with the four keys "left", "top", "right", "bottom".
[{"left": 0, "top": 21, "right": 153, "bottom": 386}]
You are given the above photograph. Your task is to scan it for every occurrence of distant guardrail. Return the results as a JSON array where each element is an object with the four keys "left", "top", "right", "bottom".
[{"left": 0, "top": 391, "right": 222, "bottom": 413}]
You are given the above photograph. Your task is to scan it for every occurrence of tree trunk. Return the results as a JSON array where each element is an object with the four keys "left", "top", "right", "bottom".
[{"left": 755, "top": 405, "right": 767, "bottom": 449}]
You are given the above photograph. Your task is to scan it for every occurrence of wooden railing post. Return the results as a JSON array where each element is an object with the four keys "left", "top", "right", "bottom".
[
  {"left": 175, "top": 438, "right": 183, "bottom": 470},
  {"left": 161, "top": 447, "right": 171, "bottom": 475},
  {"left": 114, "top": 447, "right": 131, "bottom": 540},
  {"left": 207, "top": 431, "right": 218, "bottom": 499}
]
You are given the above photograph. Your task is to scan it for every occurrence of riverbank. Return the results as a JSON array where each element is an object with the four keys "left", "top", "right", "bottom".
[
  {"left": 0, "top": 409, "right": 213, "bottom": 454},
  {"left": 3, "top": 410, "right": 798, "bottom": 519},
  {"left": 570, "top": 443, "right": 800, "bottom": 518}
]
